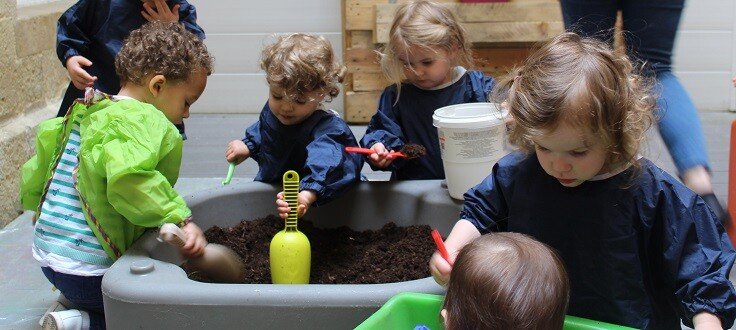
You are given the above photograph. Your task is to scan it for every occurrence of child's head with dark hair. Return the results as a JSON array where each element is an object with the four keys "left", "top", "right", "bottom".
[
  {"left": 442, "top": 232, "right": 569, "bottom": 330},
  {"left": 492, "top": 32, "right": 655, "bottom": 186},
  {"left": 115, "top": 21, "right": 213, "bottom": 124},
  {"left": 260, "top": 33, "right": 346, "bottom": 125}
]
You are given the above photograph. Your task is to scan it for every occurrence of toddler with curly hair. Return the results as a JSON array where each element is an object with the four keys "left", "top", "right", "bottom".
[
  {"left": 225, "top": 33, "right": 363, "bottom": 219},
  {"left": 20, "top": 21, "right": 213, "bottom": 329}
]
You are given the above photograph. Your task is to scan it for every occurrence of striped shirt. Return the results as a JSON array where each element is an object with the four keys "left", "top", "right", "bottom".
[{"left": 33, "top": 113, "right": 113, "bottom": 275}]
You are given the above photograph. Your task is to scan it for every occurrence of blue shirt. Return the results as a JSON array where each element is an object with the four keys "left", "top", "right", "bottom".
[
  {"left": 56, "top": 0, "right": 205, "bottom": 115},
  {"left": 360, "top": 70, "right": 495, "bottom": 180},
  {"left": 242, "top": 103, "right": 363, "bottom": 206},
  {"left": 461, "top": 152, "right": 736, "bottom": 329}
]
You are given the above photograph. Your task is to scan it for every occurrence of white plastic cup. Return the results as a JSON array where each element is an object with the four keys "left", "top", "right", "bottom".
[{"left": 432, "top": 103, "right": 507, "bottom": 200}]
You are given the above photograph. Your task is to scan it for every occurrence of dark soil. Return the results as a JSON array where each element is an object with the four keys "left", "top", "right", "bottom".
[
  {"left": 401, "top": 143, "right": 427, "bottom": 159},
  {"left": 185, "top": 215, "right": 436, "bottom": 284}
]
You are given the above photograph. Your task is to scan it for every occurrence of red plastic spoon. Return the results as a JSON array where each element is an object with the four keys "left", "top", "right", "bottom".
[
  {"left": 344, "top": 146, "right": 408, "bottom": 159},
  {"left": 431, "top": 229, "right": 453, "bottom": 266}
]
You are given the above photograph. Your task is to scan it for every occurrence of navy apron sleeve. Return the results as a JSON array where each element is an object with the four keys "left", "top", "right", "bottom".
[
  {"left": 56, "top": 0, "right": 96, "bottom": 66},
  {"left": 459, "top": 159, "right": 519, "bottom": 234},
  {"left": 242, "top": 103, "right": 269, "bottom": 160},
  {"left": 659, "top": 189, "right": 736, "bottom": 328},
  {"left": 177, "top": 1, "right": 206, "bottom": 39},
  {"left": 301, "top": 119, "right": 363, "bottom": 206},
  {"left": 360, "top": 86, "right": 405, "bottom": 152},
  {"left": 466, "top": 71, "right": 495, "bottom": 103}
]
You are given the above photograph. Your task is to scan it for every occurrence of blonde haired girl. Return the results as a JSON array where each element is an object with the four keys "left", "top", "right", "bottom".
[{"left": 360, "top": 0, "right": 495, "bottom": 180}]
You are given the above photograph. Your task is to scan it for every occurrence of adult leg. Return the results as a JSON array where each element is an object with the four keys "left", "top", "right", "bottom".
[
  {"left": 621, "top": 0, "right": 726, "bottom": 221},
  {"left": 560, "top": 0, "right": 618, "bottom": 41}
]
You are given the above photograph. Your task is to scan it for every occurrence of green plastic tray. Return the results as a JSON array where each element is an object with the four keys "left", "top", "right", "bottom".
[{"left": 355, "top": 292, "right": 635, "bottom": 330}]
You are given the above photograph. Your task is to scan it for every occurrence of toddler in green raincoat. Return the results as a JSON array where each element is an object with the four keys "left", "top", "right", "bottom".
[{"left": 19, "top": 21, "right": 213, "bottom": 330}]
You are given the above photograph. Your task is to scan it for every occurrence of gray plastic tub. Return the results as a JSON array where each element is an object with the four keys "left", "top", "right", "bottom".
[{"left": 102, "top": 180, "right": 462, "bottom": 329}]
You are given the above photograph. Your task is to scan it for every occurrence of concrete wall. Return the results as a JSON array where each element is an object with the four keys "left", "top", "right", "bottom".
[{"left": 0, "top": 0, "right": 70, "bottom": 226}]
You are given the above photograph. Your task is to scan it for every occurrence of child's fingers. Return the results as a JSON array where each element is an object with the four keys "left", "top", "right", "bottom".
[
  {"left": 370, "top": 143, "right": 388, "bottom": 154},
  {"left": 71, "top": 80, "right": 87, "bottom": 90},
  {"left": 76, "top": 56, "right": 93, "bottom": 67},
  {"left": 297, "top": 204, "right": 307, "bottom": 217},
  {"left": 429, "top": 252, "right": 452, "bottom": 286},
  {"left": 181, "top": 238, "right": 205, "bottom": 259},
  {"left": 73, "top": 67, "right": 95, "bottom": 83},
  {"left": 142, "top": 2, "right": 156, "bottom": 16},
  {"left": 154, "top": 0, "right": 169, "bottom": 14},
  {"left": 141, "top": 10, "right": 153, "bottom": 21}
]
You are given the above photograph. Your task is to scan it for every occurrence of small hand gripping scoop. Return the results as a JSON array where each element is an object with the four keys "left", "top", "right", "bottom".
[{"left": 159, "top": 223, "right": 244, "bottom": 283}]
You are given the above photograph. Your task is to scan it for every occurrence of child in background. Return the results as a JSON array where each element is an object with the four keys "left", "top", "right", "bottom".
[
  {"left": 442, "top": 233, "right": 569, "bottom": 330},
  {"left": 430, "top": 33, "right": 736, "bottom": 329},
  {"left": 360, "top": 0, "right": 495, "bottom": 180},
  {"left": 224, "top": 34, "right": 363, "bottom": 219},
  {"left": 56, "top": 0, "right": 205, "bottom": 137},
  {"left": 20, "top": 22, "right": 213, "bottom": 329}
]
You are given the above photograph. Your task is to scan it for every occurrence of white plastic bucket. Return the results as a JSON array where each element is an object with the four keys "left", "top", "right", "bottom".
[{"left": 432, "top": 103, "right": 507, "bottom": 200}]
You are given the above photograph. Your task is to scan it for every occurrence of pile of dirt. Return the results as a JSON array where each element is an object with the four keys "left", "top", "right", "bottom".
[{"left": 185, "top": 215, "right": 436, "bottom": 284}]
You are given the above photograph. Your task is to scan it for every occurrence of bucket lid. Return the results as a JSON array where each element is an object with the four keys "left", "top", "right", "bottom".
[{"left": 432, "top": 103, "right": 505, "bottom": 129}]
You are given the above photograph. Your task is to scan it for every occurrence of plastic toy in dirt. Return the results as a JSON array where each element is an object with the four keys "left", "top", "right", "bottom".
[
  {"left": 159, "top": 223, "right": 243, "bottom": 283},
  {"left": 270, "top": 170, "right": 311, "bottom": 284}
]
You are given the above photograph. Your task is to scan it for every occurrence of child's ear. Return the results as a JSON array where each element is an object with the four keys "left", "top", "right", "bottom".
[
  {"left": 441, "top": 308, "right": 449, "bottom": 328},
  {"left": 148, "top": 75, "right": 166, "bottom": 97}
]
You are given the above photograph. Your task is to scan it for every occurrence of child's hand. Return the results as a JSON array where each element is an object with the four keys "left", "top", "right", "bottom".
[
  {"left": 732, "top": 76, "right": 736, "bottom": 88},
  {"left": 65, "top": 56, "right": 97, "bottom": 90},
  {"left": 141, "top": 0, "right": 180, "bottom": 23},
  {"left": 180, "top": 222, "right": 207, "bottom": 259},
  {"left": 225, "top": 140, "right": 250, "bottom": 164},
  {"left": 429, "top": 220, "right": 481, "bottom": 286},
  {"left": 429, "top": 249, "right": 456, "bottom": 286},
  {"left": 693, "top": 312, "right": 723, "bottom": 330},
  {"left": 366, "top": 143, "right": 394, "bottom": 168},
  {"left": 276, "top": 190, "right": 318, "bottom": 219}
]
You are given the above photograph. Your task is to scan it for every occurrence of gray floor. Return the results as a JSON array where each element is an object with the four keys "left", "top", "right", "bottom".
[{"left": 1, "top": 111, "right": 735, "bottom": 329}]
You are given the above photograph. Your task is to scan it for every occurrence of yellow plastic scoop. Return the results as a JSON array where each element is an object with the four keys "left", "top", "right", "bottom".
[{"left": 269, "top": 170, "right": 311, "bottom": 284}]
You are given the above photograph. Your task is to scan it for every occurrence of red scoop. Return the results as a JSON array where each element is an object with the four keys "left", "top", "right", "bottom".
[
  {"left": 431, "top": 229, "right": 453, "bottom": 266},
  {"left": 344, "top": 146, "right": 407, "bottom": 158}
]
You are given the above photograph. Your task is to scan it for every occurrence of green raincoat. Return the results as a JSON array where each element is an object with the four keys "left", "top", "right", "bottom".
[{"left": 20, "top": 90, "right": 191, "bottom": 260}]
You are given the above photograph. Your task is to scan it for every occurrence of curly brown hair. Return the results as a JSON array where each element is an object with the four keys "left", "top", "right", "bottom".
[
  {"left": 492, "top": 32, "right": 656, "bottom": 173},
  {"left": 115, "top": 21, "right": 213, "bottom": 85},
  {"left": 260, "top": 33, "right": 346, "bottom": 102}
]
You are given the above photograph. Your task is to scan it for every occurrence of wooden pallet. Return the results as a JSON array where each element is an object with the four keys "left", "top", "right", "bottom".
[{"left": 342, "top": 0, "right": 563, "bottom": 123}]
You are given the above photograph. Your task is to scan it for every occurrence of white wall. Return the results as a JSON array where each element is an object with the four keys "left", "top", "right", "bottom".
[
  {"left": 190, "top": 1, "right": 735, "bottom": 114},
  {"left": 675, "top": 0, "right": 735, "bottom": 111},
  {"left": 188, "top": 0, "right": 343, "bottom": 115}
]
